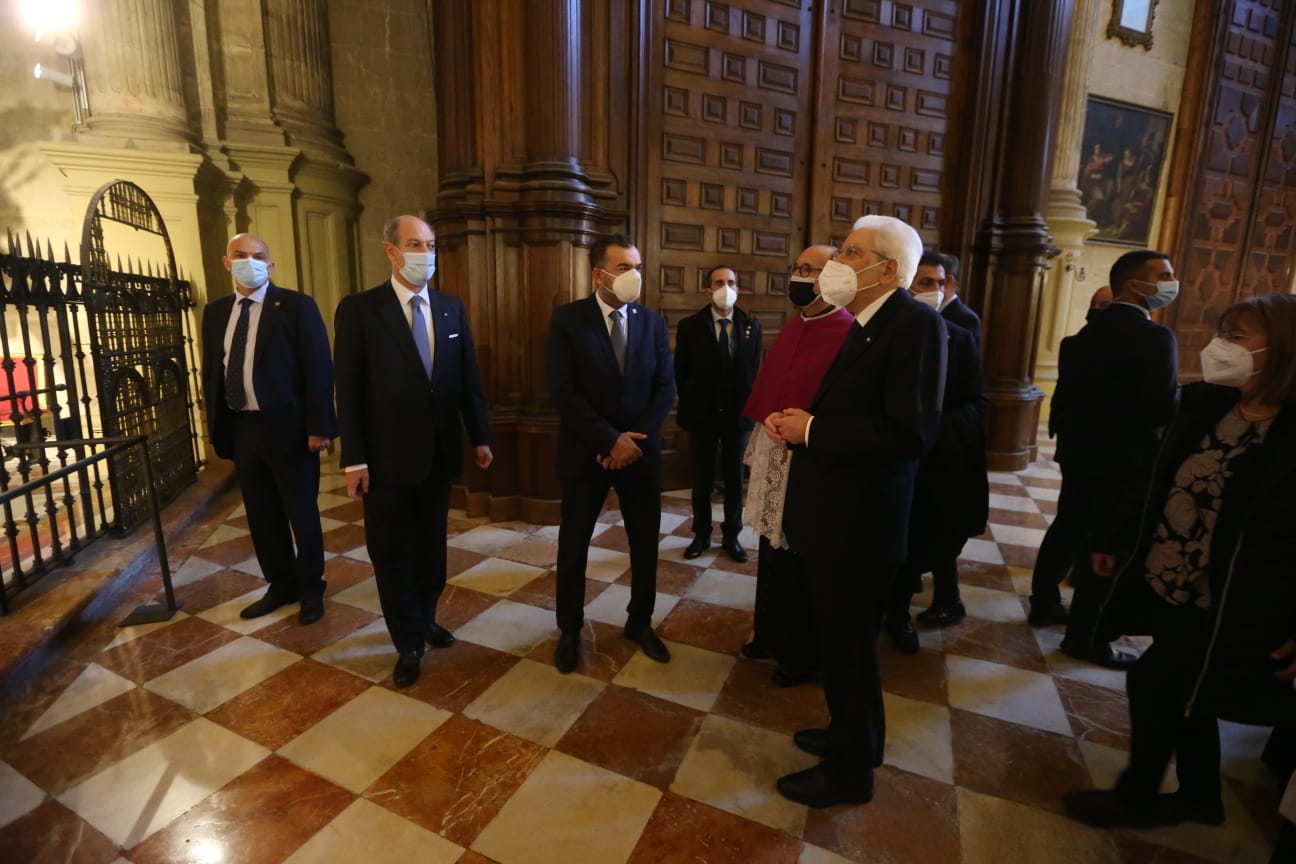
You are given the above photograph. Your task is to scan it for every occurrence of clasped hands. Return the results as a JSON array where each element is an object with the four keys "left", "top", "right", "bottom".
[
  {"left": 597, "top": 432, "right": 646, "bottom": 470},
  {"left": 763, "top": 408, "right": 811, "bottom": 445}
]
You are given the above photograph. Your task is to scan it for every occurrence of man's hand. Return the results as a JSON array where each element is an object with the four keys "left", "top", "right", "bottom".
[
  {"left": 763, "top": 411, "right": 785, "bottom": 444},
  {"left": 1090, "top": 552, "right": 1118, "bottom": 578},
  {"left": 475, "top": 445, "right": 494, "bottom": 469},
  {"left": 308, "top": 435, "right": 331, "bottom": 453},
  {"left": 345, "top": 468, "right": 369, "bottom": 500},
  {"left": 603, "top": 431, "right": 647, "bottom": 470},
  {"left": 1272, "top": 639, "right": 1296, "bottom": 681},
  {"left": 771, "top": 408, "right": 811, "bottom": 445}
]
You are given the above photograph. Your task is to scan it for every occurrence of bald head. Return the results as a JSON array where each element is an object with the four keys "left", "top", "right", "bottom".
[
  {"left": 223, "top": 233, "right": 273, "bottom": 294},
  {"left": 792, "top": 244, "right": 839, "bottom": 316}
]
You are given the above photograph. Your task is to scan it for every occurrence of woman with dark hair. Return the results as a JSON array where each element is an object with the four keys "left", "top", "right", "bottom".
[{"left": 1063, "top": 293, "right": 1296, "bottom": 831}]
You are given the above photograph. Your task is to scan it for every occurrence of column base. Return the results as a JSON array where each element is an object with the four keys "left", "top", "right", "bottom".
[{"left": 985, "top": 384, "right": 1045, "bottom": 471}]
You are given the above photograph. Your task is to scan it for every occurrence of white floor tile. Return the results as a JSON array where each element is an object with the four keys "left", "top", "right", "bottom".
[
  {"left": 882, "top": 692, "right": 954, "bottom": 784},
  {"left": 612, "top": 639, "right": 733, "bottom": 712},
  {"left": 312, "top": 618, "right": 398, "bottom": 682},
  {"left": 959, "top": 584, "right": 1028, "bottom": 624},
  {"left": 455, "top": 598, "right": 556, "bottom": 656},
  {"left": 583, "top": 546, "right": 632, "bottom": 583},
  {"left": 145, "top": 636, "right": 300, "bottom": 714},
  {"left": 170, "top": 556, "right": 225, "bottom": 589},
  {"left": 989, "top": 523, "right": 1048, "bottom": 549},
  {"left": 463, "top": 659, "right": 605, "bottom": 748},
  {"left": 196, "top": 589, "right": 298, "bottom": 634},
  {"left": 988, "top": 493, "right": 1043, "bottom": 513},
  {"left": 583, "top": 584, "right": 678, "bottom": 629},
  {"left": 946, "top": 655, "right": 1071, "bottom": 736},
  {"left": 23, "top": 663, "right": 136, "bottom": 740},
  {"left": 957, "top": 787, "right": 1118, "bottom": 864},
  {"left": 101, "top": 612, "right": 191, "bottom": 651},
  {"left": 448, "top": 557, "right": 546, "bottom": 597},
  {"left": 683, "top": 568, "right": 756, "bottom": 611},
  {"left": 283, "top": 798, "right": 462, "bottom": 864},
  {"left": 448, "top": 525, "right": 530, "bottom": 556},
  {"left": 330, "top": 577, "right": 384, "bottom": 615},
  {"left": 0, "top": 760, "right": 45, "bottom": 829},
  {"left": 199, "top": 524, "right": 249, "bottom": 548},
  {"left": 960, "top": 539, "right": 1005, "bottom": 566},
  {"left": 986, "top": 472, "right": 1022, "bottom": 486},
  {"left": 1024, "top": 485, "right": 1061, "bottom": 502}
]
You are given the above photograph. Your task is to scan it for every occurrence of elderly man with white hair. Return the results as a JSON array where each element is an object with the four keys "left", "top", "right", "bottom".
[{"left": 767, "top": 215, "right": 947, "bottom": 808}]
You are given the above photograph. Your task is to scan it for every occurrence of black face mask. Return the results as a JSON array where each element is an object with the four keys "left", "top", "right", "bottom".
[{"left": 788, "top": 277, "right": 818, "bottom": 308}]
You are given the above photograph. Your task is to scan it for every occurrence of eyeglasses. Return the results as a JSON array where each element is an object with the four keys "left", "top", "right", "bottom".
[
  {"left": 832, "top": 245, "right": 884, "bottom": 263},
  {"left": 788, "top": 263, "right": 823, "bottom": 278}
]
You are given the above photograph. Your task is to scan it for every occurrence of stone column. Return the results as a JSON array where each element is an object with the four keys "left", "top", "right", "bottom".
[
  {"left": 264, "top": 0, "right": 349, "bottom": 163},
  {"left": 77, "top": 0, "right": 194, "bottom": 148},
  {"left": 1035, "top": 0, "right": 1101, "bottom": 386}
]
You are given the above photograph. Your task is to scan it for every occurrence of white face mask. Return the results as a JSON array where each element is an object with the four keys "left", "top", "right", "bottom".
[
  {"left": 398, "top": 251, "right": 436, "bottom": 286},
  {"left": 818, "top": 258, "right": 888, "bottom": 308},
  {"left": 711, "top": 285, "right": 737, "bottom": 311},
  {"left": 600, "top": 267, "right": 642, "bottom": 304},
  {"left": 911, "top": 289, "right": 944, "bottom": 309},
  {"left": 230, "top": 258, "right": 269, "bottom": 290},
  {"left": 1200, "top": 337, "right": 1266, "bottom": 388}
]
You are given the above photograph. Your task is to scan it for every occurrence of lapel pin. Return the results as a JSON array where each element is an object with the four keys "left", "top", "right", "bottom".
[{"left": 274, "top": 301, "right": 282, "bottom": 307}]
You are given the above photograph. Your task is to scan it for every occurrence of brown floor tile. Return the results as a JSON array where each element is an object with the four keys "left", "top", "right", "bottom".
[
  {"left": 710, "top": 658, "right": 829, "bottom": 736},
  {"left": 950, "top": 707, "right": 1091, "bottom": 814},
  {"left": 957, "top": 560, "right": 1017, "bottom": 593},
  {"left": 989, "top": 482, "right": 1031, "bottom": 497},
  {"left": 447, "top": 546, "right": 489, "bottom": 578},
  {"left": 627, "top": 792, "right": 801, "bottom": 863},
  {"left": 393, "top": 640, "right": 520, "bottom": 713},
  {"left": 1223, "top": 773, "right": 1286, "bottom": 844},
  {"left": 128, "top": 755, "right": 353, "bottom": 864},
  {"left": 1054, "top": 677, "right": 1130, "bottom": 751},
  {"left": 591, "top": 524, "right": 631, "bottom": 552},
  {"left": 1116, "top": 835, "right": 1219, "bottom": 864},
  {"left": 436, "top": 585, "right": 499, "bottom": 631},
  {"left": 495, "top": 536, "right": 559, "bottom": 568},
  {"left": 97, "top": 616, "right": 243, "bottom": 685},
  {"left": 255, "top": 602, "right": 381, "bottom": 656},
  {"left": 0, "top": 799, "right": 120, "bottom": 864},
  {"left": 194, "top": 534, "right": 259, "bottom": 567},
  {"left": 988, "top": 507, "right": 1051, "bottom": 530},
  {"left": 803, "top": 765, "right": 961, "bottom": 863},
  {"left": 709, "top": 552, "right": 759, "bottom": 577},
  {"left": 5, "top": 687, "right": 194, "bottom": 795},
  {"left": 1037, "top": 498, "right": 1058, "bottom": 516},
  {"left": 1000, "top": 543, "right": 1040, "bottom": 569},
  {"left": 206, "top": 659, "right": 372, "bottom": 750},
  {"left": 940, "top": 617, "right": 1048, "bottom": 673},
  {"left": 508, "top": 571, "right": 609, "bottom": 612},
  {"left": 596, "top": 506, "right": 623, "bottom": 524},
  {"left": 446, "top": 516, "right": 480, "bottom": 537},
  {"left": 669, "top": 519, "right": 697, "bottom": 537},
  {"left": 661, "top": 499, "right": 693, "bottom": 517},
  {"left": 320, "top": 499, "right": 365, "bottom": 523},
  {"left": 366, "top": 713, "right": 546, "bottom": 848},
  {"left": 1020, "top": 476, "right": 1063, "bottom": 490},
  {"left": 525, "top": 619, "right": 640, "bottom": 682},
  {"left": 173, "top": 569, "right": 267, "bottom": 613},
  {"left": 0, "top": 660, "right": 88, "bottom": 745},
  {"left": 616, "top": 559, "right": 700, "bottom": 596},
  {"left": 487, "top": 520, "right": 541, "bottom": 535},
  {"left": 456, "top": 853, "right": 499, "bottom": 864},
  {"left": 658, "top": 598, "right": 752, "bottom": 656},
  {"left": 878, "top": 643, "right": 949, "bottom": 707},
  {"left": 321, "top": 524, "right": 369, "bottom": 555},
  {"left": 225, "top": 514, "right": 251, "bottom": 531},
  {"left": 323, "top": 556, "right": 374, "bottom": 595},
  {"left": 555, "top": 685, "right": 704, "bottom": 789}
]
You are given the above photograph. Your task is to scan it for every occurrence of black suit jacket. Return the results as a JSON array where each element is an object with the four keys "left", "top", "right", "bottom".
[
  {"left": 334, "top": 281, "right": 490, "bottom": 485},
  {"left": 783, "top": 290, "right": 947, "bottom": 566},
  {"left": 547, "top": 295, "right": 675, "bottom": 482},
  {"left": 674, "top": 304, "right": 762, "bottom": 431},
  {"left": 1049, "top": 302, "right": 1178, "bottom": 473},
  {"left": 202, "top": 283, "right": 337, "bottom": 460},
  {"left": 941, "top": 296, "right": 981, "bottom": 350}
]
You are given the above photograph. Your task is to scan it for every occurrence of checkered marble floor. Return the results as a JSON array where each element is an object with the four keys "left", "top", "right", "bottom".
[{"left": 0, "top": 444, "right": 1284, "bottom": 863}]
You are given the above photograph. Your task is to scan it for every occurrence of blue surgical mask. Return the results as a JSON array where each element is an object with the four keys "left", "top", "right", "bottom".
[
  {"left": 1135, "top": 279, "right": 1179, "bottom": 310},
  {"left": 399, "top": 251, "right": 436, "bottom": 286},
  {"left": 230, "top": 258, "right": 269, "bottom": 290}
]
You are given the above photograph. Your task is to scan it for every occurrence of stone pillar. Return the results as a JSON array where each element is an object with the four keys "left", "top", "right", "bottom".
[
  {"left": 77, "top": 0, "right": 194, "bottom": 148},
  {"left": 1035, "top": 0, "right": 1101, "bottom": 386},
  {"left": 265, "top": 0, "right": 349, "bottom": 163},
  {"left": 973, "top": 0, "right": 1075, "bottom": 470}
]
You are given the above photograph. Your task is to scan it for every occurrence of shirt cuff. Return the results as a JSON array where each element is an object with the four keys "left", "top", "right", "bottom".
[
  {"left": 804, "top": 416, "right": 813, "bottom": 446},
  {"left": 344, "top": 464, "right": 368, "bottom": 472}
]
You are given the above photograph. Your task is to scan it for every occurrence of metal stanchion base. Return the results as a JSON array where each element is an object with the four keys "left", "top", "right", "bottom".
[{"left": 119, "top": 602, "right": 181, "bottom": 627}]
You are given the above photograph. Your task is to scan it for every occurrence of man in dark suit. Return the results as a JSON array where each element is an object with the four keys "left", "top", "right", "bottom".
[
  {"left": 937, "top": 253, "right": 981, "bottom": 349},
  {"left": 334, "top": 215, "right": 493, "bottom": 688},
  {"left": 769, "top": 216, "right": 946, "bottom": 808},
  {"left": 1030, "top": 249, "right": 1179, "bottom": 668},
  {"left": 547, "top": 234, "right": 676, "bottom": 674},
  {"left": 201, "top": 233, "right": 337, "bottom": 625},
  {"left": 675, "top": 264, "right": 762, "bottom": 563}
]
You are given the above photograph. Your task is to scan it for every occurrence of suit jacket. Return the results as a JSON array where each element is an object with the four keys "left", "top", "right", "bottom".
[
  {"left": 201, "top": 283, "right": 337, "bottom": 460},
  {"left": 334, "top": 281, "right": 490, "bottom": 485},
  {"left": 546, "top": 295, "right": 675, "bottom": 481},
  {"left": 783, "top": 290, "right": 947, "bottom": 566},
  {"left": 941, "top": 296, "right": 981, "bottom": 350},
  {"left": 674, "top": 304, "right": 762, "bottom": 431},
  {"left": 1049, "top": 302, "right": 1178, "bottom": 474}
]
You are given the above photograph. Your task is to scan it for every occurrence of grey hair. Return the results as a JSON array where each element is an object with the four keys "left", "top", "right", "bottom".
[
  {"left": 852, "top": 215, "right": 922, "bottom": 289},
  {"left": 382, "top": 217, "right": 402, "bottom": 245}
]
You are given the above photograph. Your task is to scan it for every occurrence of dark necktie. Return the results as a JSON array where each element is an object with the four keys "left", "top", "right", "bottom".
[
  {"left": 411, "top": 295, "right": 433, "bottom": 379},
  {"left": 610, "top": 309, "right": 626, "bottom": 371},
  {"left": 226, "top": 297, "right": 252, "bottom": 410},
  {"left": 718, "top": 318, "right": 732, "bottom": 368}
]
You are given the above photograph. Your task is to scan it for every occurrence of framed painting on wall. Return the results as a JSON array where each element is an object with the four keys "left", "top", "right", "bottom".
[{"left": 1077, "top": 96, "right": 1173, "bottom": 246}]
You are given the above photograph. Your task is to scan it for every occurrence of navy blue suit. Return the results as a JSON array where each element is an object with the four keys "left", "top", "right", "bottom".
[
  {"left": 334, "top": 281, "right": 491, "bottom": 654},
  {"left": 547, "top": 295, "right": 675, "bottom": 633},
  {"left": 202, "top": 283, "right": 337, "bottom": 602}
]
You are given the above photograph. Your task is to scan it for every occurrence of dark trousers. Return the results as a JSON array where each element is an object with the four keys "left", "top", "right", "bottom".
[
  {"left": 688, "top": 420, "right": 745, "bottom": 540},
  {"left": 556, "top": 458, "right": 661, "bottom": 634},
  {"left": 364, "top": 473, "right": 451, "bottom": 655},
  {"left": 751, "top": 537, "right": 819, "bottom": 673},
  {"left": 1117, "top": 633, "right": 1222, "bottom": 809},
  {"left": 232, "top": 413, "right": 324, "bottom": 602},
  {"left": 889, "top": 554, "right": 962, "bottom": 621},
  {"left": 1031, "top": 467, "right": 1111, "bottom": 642},
  {"left": 804, "top": 546, "right": 895, "bottom": 777}
]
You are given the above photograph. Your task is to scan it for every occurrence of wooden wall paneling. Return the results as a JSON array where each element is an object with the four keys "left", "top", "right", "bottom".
[{"left": 809, "top": 0, "right": 961, "bottom": 250}]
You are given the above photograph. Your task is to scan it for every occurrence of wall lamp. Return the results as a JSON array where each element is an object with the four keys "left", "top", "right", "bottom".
[{"left": 19, "top": 0, "right": 88, "bottom": 125}]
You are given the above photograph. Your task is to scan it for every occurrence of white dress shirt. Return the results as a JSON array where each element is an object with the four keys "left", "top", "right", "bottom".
[
  {"left": 222, "top": 282, "right": 268, "bottom": 412},
  {"left": 711, "top": 306, "right": 735, "bottom": 355},
  {"left": 594, "top": 290, "right": 629, "bottom": 344}
]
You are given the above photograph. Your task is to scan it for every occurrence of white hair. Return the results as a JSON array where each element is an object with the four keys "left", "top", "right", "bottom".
[{"left": 851, "top": 215, "right": 922, "bottom": 289}]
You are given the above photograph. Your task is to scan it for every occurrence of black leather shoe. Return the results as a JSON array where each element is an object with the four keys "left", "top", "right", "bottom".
[
  {"left": 554, "top": 631, "right": 580, "bottom": 674},
  {"left": 777, "top": 763, "right": 873, "bottom": 809},
  {"left": 683, "top": 535, "right": 711, "bottom": 559},
  {"left": 298, "top": 595, "right": 325, "bottom": 625},
  {"left": 240, "top": 591, "right": 289, "bottom": 620},
  {"left": 1059, "top": 639, "right": 1138, "bottom": 670},
  {"left": 1157, "top": 792, "right": 1225, "bottom": 826},
  {"left": 1063, "top": 789, "right": 1163, "bottom": 828},
  {"left": 915, "top": 602, "right": 966, "bottom": 627},
  {"left": 625, "top": 624, "right": 671, "bottom": 663},
  {"left": 886, "top": 615, "right": 920, "bottom": 654},
  {"left": 741, "top": 641, "right": 771, "bottom": 660},
  {"left": 721, "top": 537, "right": 748, "bottom": 563},
  {"left": 1028, "top": 601, "right": 1069, "bottom": 627},
  {"left": 426, "top": 622, "right": 456, "bottom": 648},
  {"left": 793, "top": 728, "right": 833, "bottom": 758},
  {"left": 392, "top": 651, "right": 422, "bottom": 688},
  {"left": 771, "top": 668, "right": 817, "bottom": 688}
]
